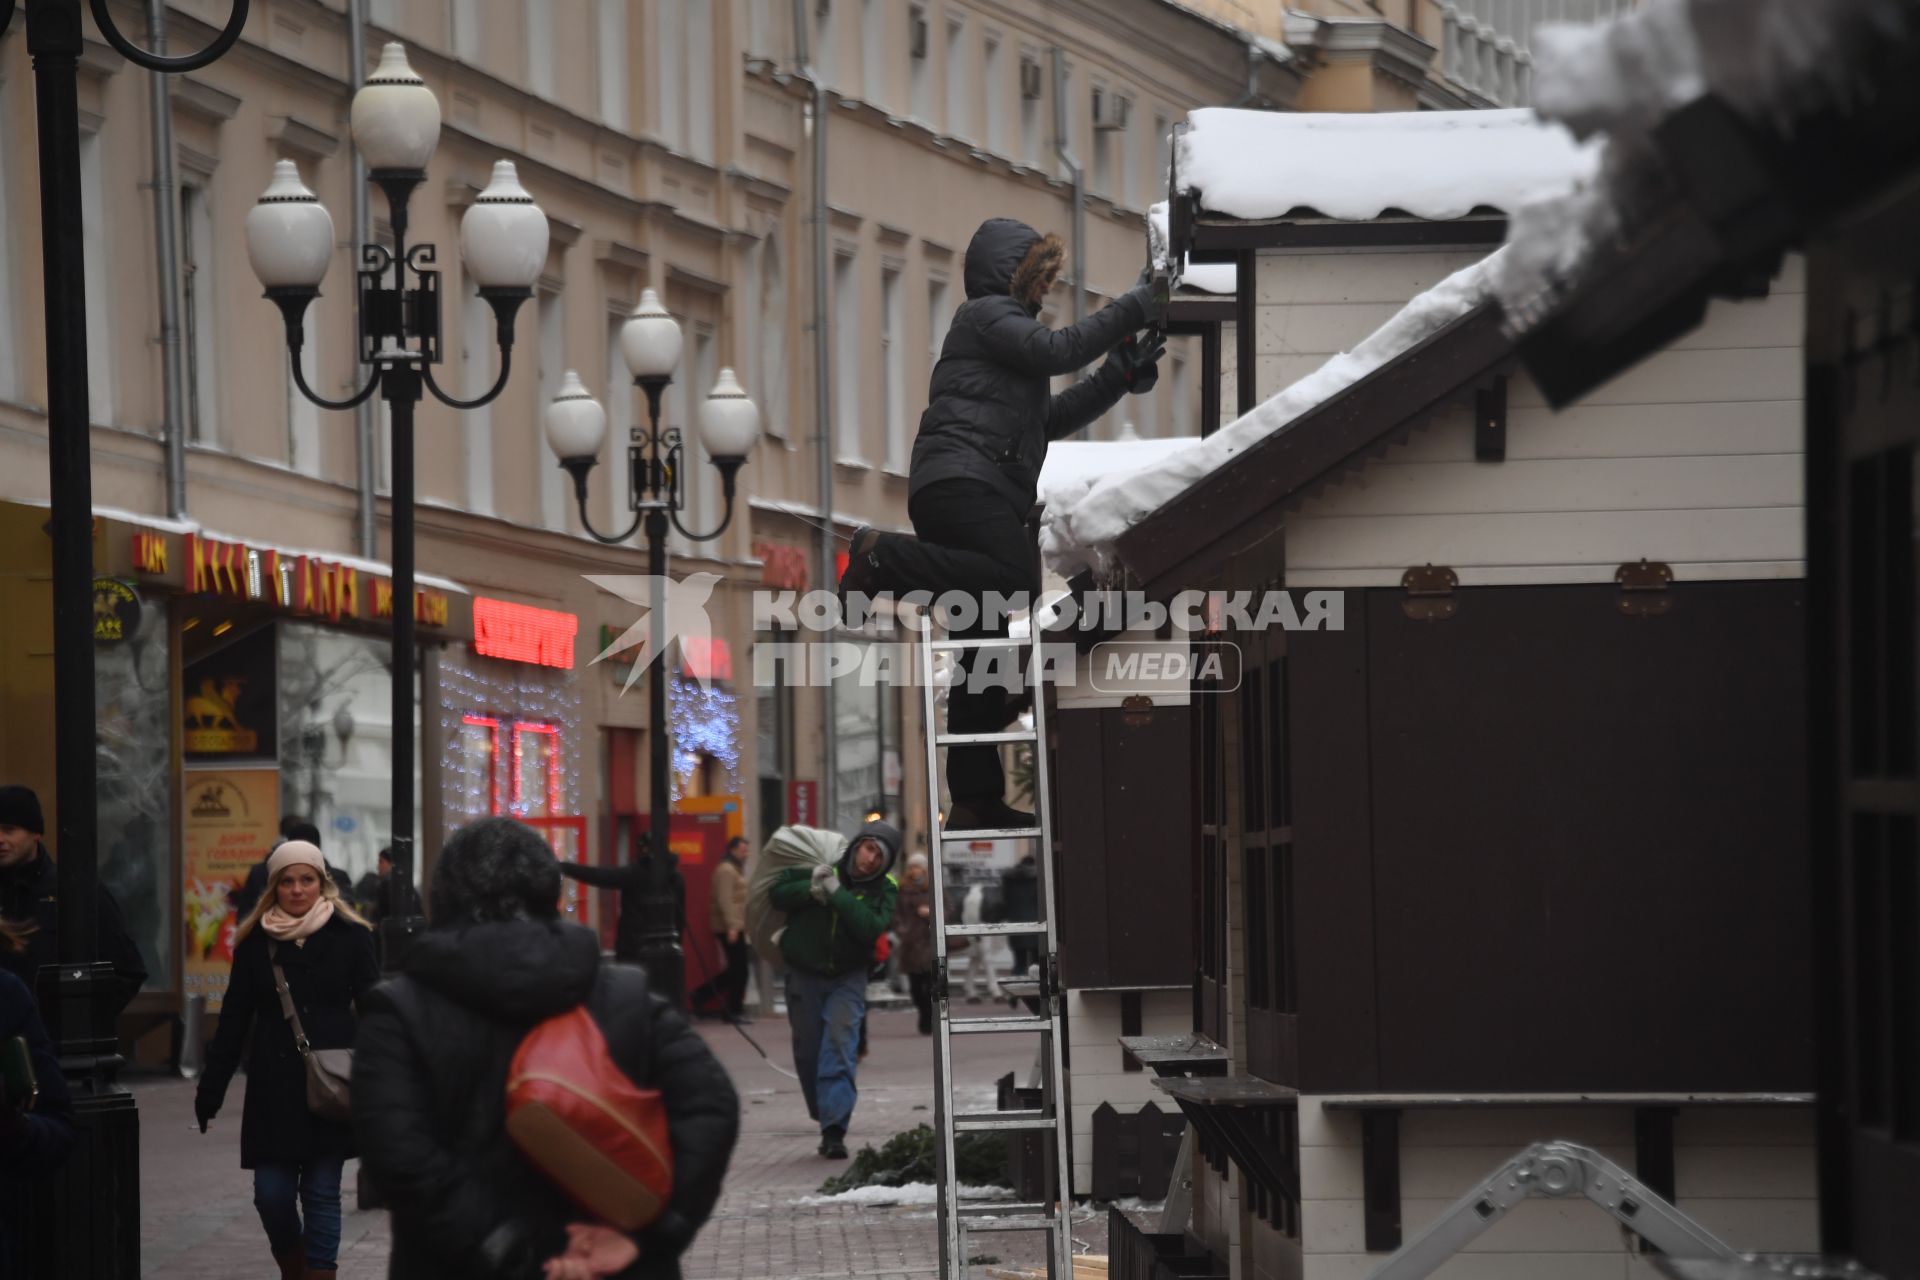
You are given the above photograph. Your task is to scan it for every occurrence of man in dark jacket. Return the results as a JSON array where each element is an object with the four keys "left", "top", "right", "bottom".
[
  {"left": 354, "top": 816, "right": 738, "bottom": 1279},
  {"left": 0, "top": 785, "right": 148, "bottom": 1009},
  {"left": 559, "top": 833, "right": 686, "bottom": 964},
  {"left": 768, "top": 819, "right": 900, "bottom": 1159},
  {"left": 838, "top": 218, "right": 1163, "bottom": 830},
  {"left": 0, "top": 927, "right": 76, "bottom": 1279}
]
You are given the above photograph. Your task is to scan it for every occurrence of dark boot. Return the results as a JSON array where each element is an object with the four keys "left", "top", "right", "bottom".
[
  {"left": 819, "top": 1125, "right": 849, "bottom": 1159},
  {"left": 272, "top": 1252, "right": 306, "bottom": 1280},
  {"left": 946, "top": 799, "right": 1037, "bottom": 833}
]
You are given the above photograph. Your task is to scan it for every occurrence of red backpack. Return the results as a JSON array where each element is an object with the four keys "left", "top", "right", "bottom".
[{"left": 505, "top": 1004, "right": 673, "bottom": 1231}]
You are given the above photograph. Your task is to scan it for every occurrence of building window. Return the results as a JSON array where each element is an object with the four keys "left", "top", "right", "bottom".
[
  {"left": 96, "top": 594, "right": 173, "bottom": 991},
  {"left": 1170, "top": 349, "right": 1191, "bottom": 436},
  {"left": 181, "top": 181, "right": 218, "bottom": 444},
  {"left": 458, "top": 277, "right": 495, "bottom": 514},
  {"left": 1091, "top": 85, "right": 1113, "bottom": 197},
  {"left": 983, "top": 35, "right": 1006, "bottom": 155},
  {"left": 598, "top": 0, "right": 628, "bottom": 127},
  {"left": 526, "top": 1, "right": 555, "bottom": 96},
  {"left": 758, "top": 236, "right": 789, "bottom": 438},
  {"left": 909, "top": 5, "right": 932, "bottom": 123},
  {"left": 538, "top": 286, "right": 567, "bottom": 530},
  {"left": 756, "top": 628, "right": 797, "bottom": 843},
  {"left": 1151, "top": 111, "right": 1173, "bottom": 207},
  {"left": 451, "top": 0, "right": 480, "bottom": 62},
  {"left": 881, "top": 266, "right": 906, "bottom": 471},
  {"left": 656, "top": 0, "right": 716, "bottom": 159},
  {"left": 944, "top": 15, "right": 968, "bottom": 138},
  {"left": 815, "top": 0, "right": 835, "bottom": 84},
  {"left": 604, "top": 310, "right": 635, "bottom": 542},
  {"left": 80, "top": 132, "right": 114, "bottom": 426},
  {"left": 1241, "top": 645, "right": 1296, "bottom": 1020},
  {"left": 926, "top": 275, "right": 950, "bottom": 379},
  {"left": 832, "top": 639, "right": 903, "bottom": 832},
  {"left": 1020, "top": 49, "right": 1044, "bottom": 167},
  {"left": 833, "top": 250, "right": 861, "bottom": 461},
  {"left": 862, "top": 0, "right": 886, "bottom": 108}
]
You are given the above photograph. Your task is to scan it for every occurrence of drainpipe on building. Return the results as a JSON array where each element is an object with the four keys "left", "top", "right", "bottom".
[
  {"left": 1232, "top": 41, "right": 1267, "bottom": 107},
  {"left": 795, "top": 0, "right": 837, "bottom": 821},
  {"left": 1050, "top": 47, "right": 1086, "bottom": 330},
  {"left": 147, "top": 0, "right": 187, "bottom": 521},
  {"left": 348, "top": 0, "right": 378, "bottom": 558}
]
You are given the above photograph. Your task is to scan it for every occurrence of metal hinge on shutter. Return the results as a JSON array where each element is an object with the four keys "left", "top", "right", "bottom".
[
  {"left": 1401, "top": 565, "right": 1458, "bottom": 621},
  {"left": 1616, "top": 560, "right": 1674, "bottom": 616}
]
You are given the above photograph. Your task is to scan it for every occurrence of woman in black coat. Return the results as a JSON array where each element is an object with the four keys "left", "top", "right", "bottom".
[
  {"left": 196, "top": 841, "right": 378, "bottom": 1280},
  {"left": 354, "top": 816, "right": 740, "bottom": 1280},
  {"left": 0, "top": 920, "right": 76, "bottom": 1278},
  {"left": 838, "top": 216, "right": 1161, "bottom": 831}
]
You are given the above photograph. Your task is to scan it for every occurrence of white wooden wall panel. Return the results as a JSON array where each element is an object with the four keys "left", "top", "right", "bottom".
[
  {"left": 1295, "top": 1098, "right": 1817, "bottom": 1280},
  {"left": 1272, "top": 266, "right": 1805, "bottom": 587},
  {"left": 1254, "top": 249, "right": 1488, "bottom": 306},
  {"left": 1063, "top": 989, "right": 1188, "bottom": 1187}
]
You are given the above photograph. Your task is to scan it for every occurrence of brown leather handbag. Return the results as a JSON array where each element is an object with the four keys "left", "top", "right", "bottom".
[{"left": 268, "top": 943, "right": 353, "bottom": 1123}]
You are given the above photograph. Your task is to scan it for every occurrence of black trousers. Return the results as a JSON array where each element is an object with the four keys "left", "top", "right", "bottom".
[
  {"left": 873, "top": 480, "right": 1037, "bottom": 808},
  {"left": 908, "top": 970, "right": 934, "bottom": 1034},
  {"left": 689, "top": 933, "right": 751, "bottom": 1015}
]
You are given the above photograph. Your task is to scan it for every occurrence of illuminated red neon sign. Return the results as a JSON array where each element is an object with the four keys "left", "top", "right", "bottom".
[{"left": 473, "top": 597, "right": 577, "bottom": 669}]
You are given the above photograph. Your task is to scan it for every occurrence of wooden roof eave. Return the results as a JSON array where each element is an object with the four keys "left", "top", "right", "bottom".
[{"left": 1112, "top": 301, "right": 1517, "bottom": 598}]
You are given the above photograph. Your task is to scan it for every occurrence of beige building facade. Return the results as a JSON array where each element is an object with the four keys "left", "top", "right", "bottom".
[{"left": 0, "top": 0, "right": 1291, "bottom": 1033}]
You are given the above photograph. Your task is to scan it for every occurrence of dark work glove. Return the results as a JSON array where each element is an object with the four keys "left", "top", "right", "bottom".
[
  {"left": 194, "top": 1090, "right": 218, "bottom": 1133},
  {"left": 1113, "top": 330, "right": 1167, "bottom": 395}
]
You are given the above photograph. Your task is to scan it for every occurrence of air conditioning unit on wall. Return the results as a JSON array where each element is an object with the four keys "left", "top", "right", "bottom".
[
  {"left": 1092, "top": 87, "right": 1131, "bottom": 131},
  {"left": 1019, "top": 58, "right": 1044, "bottom": 100}
]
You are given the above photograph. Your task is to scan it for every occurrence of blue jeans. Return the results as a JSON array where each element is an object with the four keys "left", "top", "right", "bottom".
[
  {"left": 253, "top": 1160, "right": 344, "bottom": 1268},
  {"left": 786, "top": 967, "right": 868, "bottom": 1134}
]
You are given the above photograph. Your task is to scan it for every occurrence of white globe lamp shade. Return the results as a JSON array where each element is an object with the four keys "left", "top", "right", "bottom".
[
  {"left": 699, "top": 368, "right": 762, "bottom": 462},
  {"left": 350, "top": 43, "right": 441, "bottom": 173},
  {"left": 544, "top": 370, "right": 608, "bottom": 462},
  {"left": 460, "top": 161, "right": 549, "bottom": 290},
  {"left": 246, "top": 161, "right": 334, "bottom": 289},
  {"left": 620, "top": 289, "right": 683, "bottom": 379}
]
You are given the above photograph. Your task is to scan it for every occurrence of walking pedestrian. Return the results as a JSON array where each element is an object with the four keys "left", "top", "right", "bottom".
[
  {"left": 768, "top": 819, "right": 901, "bottom": 1158},
  {"left": 0, "top": 784, "right": 148, "bottom": 1011},
  {"left": 893, "top": 854, "right": 937, "bottom": 1035},
  {"left": 837, "top": 217, "right": 1163, "bottom": 831},
  {"left": 194, "top": 840, "right": 379, "bottom": 1280},
  {"left": 959, "top": 882, "right": 1004, "bottom": 1002},
  {"left": 688, "top": 836, "right": 751, "bottom": 1022},
  {"left": 0, "top": 919, "right": 75, "bottom": 1279},
  {"left": 230, "top": 820, "right": 356, "bottom": 921},
  {"left": 353, "top": 816, "right": 739, "bottom": 1279}
]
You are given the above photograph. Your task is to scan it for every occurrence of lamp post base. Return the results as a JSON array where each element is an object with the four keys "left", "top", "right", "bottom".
[
  {"left": 630, "top": 866, "right": 686, "bottom": 1008},
  {"left": 33, "top": 962, "right": 140, "bottom": 1279}
]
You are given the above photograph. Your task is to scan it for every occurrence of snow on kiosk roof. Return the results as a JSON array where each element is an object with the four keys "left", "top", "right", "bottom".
[{"left": 1177, "top": 107, "right": 1601, "bottom": 223}]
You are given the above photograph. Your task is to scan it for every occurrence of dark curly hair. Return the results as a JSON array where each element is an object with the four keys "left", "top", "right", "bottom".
[{"left": 430, "top": 816, "right": 561, "bottom": 926}]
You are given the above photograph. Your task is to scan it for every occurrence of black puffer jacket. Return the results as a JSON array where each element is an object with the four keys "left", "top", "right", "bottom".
[
  {"left": 353, "top": 920, "right": 740, "bottom": 1279},
  {"left": 0, "top": 844, "right": 148, "bottom": 1010},
  {"left": 196, "top": 914, "right": 380, "bottom": 1169},
  {"left": 910, "top": 217, "right": 1151, "bottom": 514}
]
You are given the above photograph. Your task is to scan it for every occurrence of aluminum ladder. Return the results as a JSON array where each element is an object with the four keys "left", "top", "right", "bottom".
[{"left": 919, "top": 627, "right": 1075, "bottom": 1279}]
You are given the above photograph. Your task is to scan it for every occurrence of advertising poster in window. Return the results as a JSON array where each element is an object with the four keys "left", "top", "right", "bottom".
[
  {"left": 183, "top": 623, "right": 277, "bottom": 760},
  {"left": 182, "top": 767, "right": 280, "bottom": 1009}
]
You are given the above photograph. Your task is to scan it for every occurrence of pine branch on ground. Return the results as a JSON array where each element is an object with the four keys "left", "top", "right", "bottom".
[{"left": 817, "top": 1123, "right": 1012, "bottom": 1195}]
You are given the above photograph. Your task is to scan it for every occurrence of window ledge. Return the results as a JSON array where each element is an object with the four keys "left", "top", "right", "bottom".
[
  {"left": 834, "top": 455, "right": 873, "bottom": 472},
  {"left": 881, "top": 463, "right": 910, "bottom": 480}
]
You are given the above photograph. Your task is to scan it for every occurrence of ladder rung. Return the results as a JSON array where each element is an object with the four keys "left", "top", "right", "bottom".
[
  {"left": 962, "top": 1213, "right": 1062, "bottom": 1233},
  {"left": 947, "top": 1014, "right": 1052, "bottom": 1034},
  {"left": 958, "top": 1201, "right": 1052, "bottom": 1219},
  {"left": 955, "top": 1111, "right": 1055, "bottom": 1132},
  {"left": 946, "top": 921, "right": 1047, "bottom": 938},
  {"left": 930, "top": 636, "right": 1033, "bottom": 652},
  {"left": 935, "top": 730, "right": 1036, "bottom": 746},
  {"left": 940, "top": 825, "right": 1042, "bottom": 841}
]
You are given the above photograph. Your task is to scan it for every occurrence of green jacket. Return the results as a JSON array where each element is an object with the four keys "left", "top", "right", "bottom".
[{"left": 770, "top": 864, "right": 899, "bottom": 977}]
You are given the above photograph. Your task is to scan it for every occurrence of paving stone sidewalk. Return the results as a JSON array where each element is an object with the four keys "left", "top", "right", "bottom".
[{"left": 136, "top": 1002, "right": 1089, "bottom": 1279}]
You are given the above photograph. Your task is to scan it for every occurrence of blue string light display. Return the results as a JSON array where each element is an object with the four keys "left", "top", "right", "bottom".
[{"left": 669, "top": 673, "right": 740, "bottom": 798}]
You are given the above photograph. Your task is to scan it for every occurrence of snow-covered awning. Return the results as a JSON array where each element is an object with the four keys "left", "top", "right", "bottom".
[
  {"left": 1147, "top": 202, "right": 1234, "bottom": 296},
  {"left": 1491, "top": 0, "right": 1920, "bottom": 405},
  {"left": 1042, "top": 254, "right": 1507, "bottom": 580},
  {"left": 1177, "top": 107, "right": 1601, "bottom": 223}
]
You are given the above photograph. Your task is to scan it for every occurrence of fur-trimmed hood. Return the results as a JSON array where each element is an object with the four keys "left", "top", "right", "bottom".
[{"left": 962, "top": 217, "right": 1062, "bottom": 310}]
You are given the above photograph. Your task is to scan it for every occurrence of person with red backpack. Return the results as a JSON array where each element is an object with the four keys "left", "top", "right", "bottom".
[{"left": 352, "top": 817, "right": 739, "bottom": 1279}]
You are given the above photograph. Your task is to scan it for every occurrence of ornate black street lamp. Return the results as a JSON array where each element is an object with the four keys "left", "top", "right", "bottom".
[
  {"left": 542, "top": 295, "right": 761, "bottom": 1004},
  {"left": 7, "top": 0, "right": 247, "bottom": 1272},
  {"left": 247, "top": 43, "right": 548, "bottom": 882}
]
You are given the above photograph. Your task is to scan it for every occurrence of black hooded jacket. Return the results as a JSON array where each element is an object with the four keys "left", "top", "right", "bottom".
[
  {"left": 352, "top": 920, "right": 740, "bottom": 1279},
  {"left": 909, "top": 217, "right": 1152, "bottom": 514}
]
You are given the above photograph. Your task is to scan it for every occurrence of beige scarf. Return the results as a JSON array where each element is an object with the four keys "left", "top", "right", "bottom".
[{"left": 259, "top": 897, "right": 334, "bottom": 944}]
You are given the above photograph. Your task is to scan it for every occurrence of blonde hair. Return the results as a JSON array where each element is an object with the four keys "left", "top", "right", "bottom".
[
  {"left": 234, "top": 860, "right": 372, "bottom": 943},
  {"left": 0, "top": 916, "right": 33, "bottom": 955}
]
